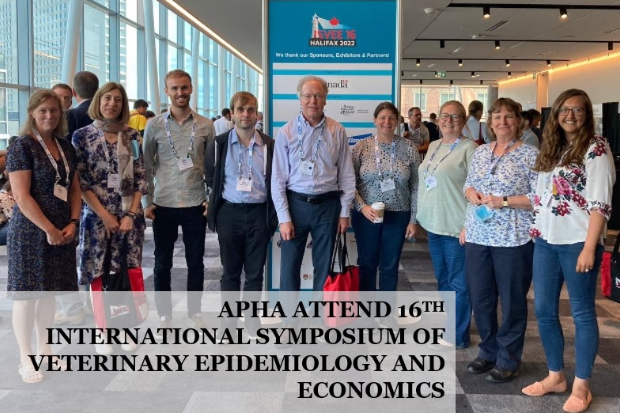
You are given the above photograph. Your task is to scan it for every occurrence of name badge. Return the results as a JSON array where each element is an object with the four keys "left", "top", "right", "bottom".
[
  {"left": 300, "top": 160, "right": 314, "bottom": 176},
  {"left": 177, "top": 157, "right": 194, "bottom": 171},
  {"left": 237, "top": 177, "right": 252, "bottom": 192},
  {"left": 380, "top": 178, "right": 396, "bottom": 193},
  {"left": 541, "top": 191, "right": 552, "bottom": 207},
  {"left": 425, "top": 175, "right": 438, "bottom": 191},
  {"left": 54, "top": 184, "right": 68, "bottom": 202},
  {"left": 108, "top": 173, "right": 120, "bottom": 189}
]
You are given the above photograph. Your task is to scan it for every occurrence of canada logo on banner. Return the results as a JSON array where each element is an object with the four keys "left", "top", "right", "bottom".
[{"left": 309, "top": 14, "right": 357, "bottom": 47}]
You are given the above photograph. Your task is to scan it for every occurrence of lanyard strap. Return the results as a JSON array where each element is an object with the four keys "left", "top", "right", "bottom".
[
  {"left": 488, "top": 139, "right": 516, "bottom": 175},
  {"left": 374, "top": 135, "right": 396, "bottom": 179},
  {"left": 424, "top": 137, "right": 462, "bottom": 177},
  {"left": 33, "top": 128, "right": 70, "bottom": 186},
  {"left": 237, "top": 133, "right": 256, "bottom": 180},
  {"left": 297, "top": 114, "right": 324, "bottom": 163},
  {"left": 165, "top": 112, "right": 197, "bottom": 160}
]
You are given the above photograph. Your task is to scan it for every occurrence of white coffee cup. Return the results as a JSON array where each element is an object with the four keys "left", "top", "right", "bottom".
[{"left": 371, "top": 202, "right": 385, "bottom": 223}]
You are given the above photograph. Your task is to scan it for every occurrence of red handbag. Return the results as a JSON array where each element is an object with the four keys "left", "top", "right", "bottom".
[
  {"left": 601, "top": 236, "right": 620, "bottom": 303},
  {"left": 323, "top": 232, "right": 360, "bottom": 327}
]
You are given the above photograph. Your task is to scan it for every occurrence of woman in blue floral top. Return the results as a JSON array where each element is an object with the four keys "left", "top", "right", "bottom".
[
  {"left": 522, "top": 89, "right": 615, "bottom": 413},
  {"left": 463, "top": 97, "right": 538, "bottom": 384},
  {"left": 72, "top": 83, "right": 147, "bottom": 354}
]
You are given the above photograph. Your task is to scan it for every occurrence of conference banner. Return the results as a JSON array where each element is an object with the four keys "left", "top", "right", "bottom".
[{"left": 266, "top": 0, "right": 400, "bottom": 144}]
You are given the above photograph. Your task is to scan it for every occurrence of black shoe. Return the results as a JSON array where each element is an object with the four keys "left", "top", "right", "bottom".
[
  {"left": 467, "top": 357, "right": 495, "bottom": 374},
  {"left": 485, "top": 366, "right": 519, "bottom": 383}
]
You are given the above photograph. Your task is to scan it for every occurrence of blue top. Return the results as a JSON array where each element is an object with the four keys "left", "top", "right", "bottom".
[
  {"left": 271, "top": 115, "right": 356, "bottom": 222},
  {"left": 222, "top": 129, "right": 268, "bottom": 203},
  {"left": 464, "top": 143, "right": 539, "bottom": 247}
]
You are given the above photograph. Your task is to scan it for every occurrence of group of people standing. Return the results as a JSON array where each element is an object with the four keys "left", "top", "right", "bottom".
[{"left": 5, "top": 71, "right": 615, "bottom": 413}]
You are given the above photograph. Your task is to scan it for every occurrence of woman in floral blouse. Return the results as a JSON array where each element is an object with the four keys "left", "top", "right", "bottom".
[
  {"left": 522, "top": 89, "right": 615, "bottom": 413},
  {"left": 72, "top": 82, "right": 147, "bottom": 355},
  {"left": 463, "top": 97, "right": 539, "bottom": 384}
]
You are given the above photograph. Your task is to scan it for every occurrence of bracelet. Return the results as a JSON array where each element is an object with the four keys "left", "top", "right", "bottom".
[
  {"left": 69, "top": 219, "right": 79, "bottom": 226},
  {"left": 124, "top": 212, "right": 136, "bottom": 220}
]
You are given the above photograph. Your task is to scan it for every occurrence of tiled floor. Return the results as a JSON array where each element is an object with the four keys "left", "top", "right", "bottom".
[{"left": 0, "top": 225, "right": 619, "bottom": 412}]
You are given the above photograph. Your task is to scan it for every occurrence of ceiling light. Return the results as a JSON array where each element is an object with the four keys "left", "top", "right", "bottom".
[
  {"left": 416, "top": 59, "right": 420, "bottom": 66},
  {"left": 450, "top": 80, "right": 454, "bottom": 85},
  {"left": 508, "top": 72, "right": 512, "bottom": 77},
  {"left": 547, "top": 60, "right": 552, "bottom": 67},
  {"left": 471, "top": 71, "right": 475, "bottom": 77},
  {"left": 560, "top": 7, "right": 568, "bottom": 19},
  {"left": 505, "top": 59, "right": 510, "bottom": 67},
  {"left": 420, "top": 80, "right": 423, "bottom": 85},
  {"left": 434, "top": 71, "right": 438, "bottom": 77},
  {"left": 609, "top": 42, "right": 614, "bottom": 51},
  {"left": 440, "top": 40, "right": 445, "bottom": 49},
  {"left": 480, "top": 80, "right": 483, "bottom": 85},
  {"left": 458, "top": 59, "right": 463, "bottom": 66},
  {"left": 483, "top": 6, "right": 490, "bottom": 19},
  {"left": 495, "top": 40, "right": 501, "bottom": 50}
]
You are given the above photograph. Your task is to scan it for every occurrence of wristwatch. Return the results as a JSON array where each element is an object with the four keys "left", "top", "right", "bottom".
[{"left": 502, "top": 196, "right": 509, "bottom": 208}]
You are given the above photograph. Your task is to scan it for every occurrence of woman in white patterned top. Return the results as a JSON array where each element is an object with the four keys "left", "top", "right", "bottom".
[
  {"left": 463, "top": 97, "right": 538, "bottom": 384},
  {"left": 522, "top": 89, "right": 615, "bottom": 412},
  {"left": 351, "top": 102, "right": 420, "bottom": 299}
]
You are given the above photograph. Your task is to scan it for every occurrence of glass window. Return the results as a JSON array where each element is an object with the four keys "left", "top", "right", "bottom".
[
  {"left": 0, "top": 0, "right": 18, "bottom": 85},
  {"left": 84, "top": 4, "right": 110, "bottom": 83},
  {"left": 209, "top": 39, "right": 218, "bottom": 64},
  {"left": 209, "top": 64, "right": 217, "bottom": 111},
  {"left": 91, "top": 0, "right": 109, "bottom": 7},
  {"left": 414, "top": 92, "right": 427, "bottom": 112},
  {"left": 184, "top": 52, "right": 191, "bottom": 72},
  {"left": 33, "top": 0, "right": 69, "bottom": 88},
  {"left": 0, "top": 86, "right": 20, "bottom": 148},
  {"left": 153, "top": 0, "right": 160, "bottom": 35},
  {"left": 167, "top": 10, "right": 177, "bottom": 43},
  {"left": 120, "top": 0, "right": 139, "bottom": 22},
  {"left": 440, "top": 92, "right": 455, "bottom": 106},
  {"left": 120, "top": 22, "right": 138, "bottom": 100},
  {"left": 197, "top": 60, "right": 205, "bottom": 110},
  {"left": 167, "top": 43, "right": 177, "bottom": 72},
  {"left": 184, "top": 21, "right": 192, "bottom": 48}
]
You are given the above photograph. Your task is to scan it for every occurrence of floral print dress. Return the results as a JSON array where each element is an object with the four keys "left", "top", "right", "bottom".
[
  {"left": 530, "top": 136, "right": 615, "bottom": 244},
  {"left": 73, "top": 124, "right": 147, "bottom": 284}
]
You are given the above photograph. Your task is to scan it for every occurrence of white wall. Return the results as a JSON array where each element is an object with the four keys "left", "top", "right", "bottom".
[
  {"left": 497, "top": 75, "right": 537, "bottom": 109},
  {"left": 549, "top": 53, "right": 620, "bottom": 105}
]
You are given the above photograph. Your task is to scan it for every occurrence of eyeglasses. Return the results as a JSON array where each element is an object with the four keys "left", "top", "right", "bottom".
[
  {"left": 558, "top": 107, "right": 585, "bottom": 116},
  {"left": 439, "top": 113, "right": 462, "bottom": 121},
  {"left": 301, "top": 93, "right": 325, "bottom": 101}
]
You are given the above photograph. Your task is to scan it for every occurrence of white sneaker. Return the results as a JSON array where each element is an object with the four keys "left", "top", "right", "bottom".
[
  {"left": 120, "top": 331, "right": 137, "bottom": 352},
  {"left": 154, "top": 316, "right": 172, "bottom": 339},
  {"left": 95, "top": 343, "right": 114, "bottom": 355}
]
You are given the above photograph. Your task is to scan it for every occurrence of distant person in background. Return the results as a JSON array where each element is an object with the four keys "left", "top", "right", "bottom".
[
  {"left": 462, "top": 100, "right": 489, "bottom": 144},
  {"left": 400, "top": 107, "right": 430, "bottom": 155},
  {"left": 528, "top": 109, "right": 543, "bottom": 143},
  {"left": 0, "top": 180, "right": 15, "bottom": 245},
  {"left": 255, "top": 111, "right": 264, "bottom": 132},
  {"left": 65, "top": 71, "right": 99, "bottom": 140},
  {"left": 160, "top": 108, "right": 168, "bottom": 114},
  {"left": 128, "top": 99, "right": 149, "bottom": 137},
  {"left": 145, "top": 110, "right": 156, "bottom": 120},
  {"left": 520, "top": 111, "right": 539, "bottom": 148},
  {"left": 52, "top": 83, "right": 73, "bottom": 110},
  {"left": 424, "top": 117, "right": 440, "bottom": 142},
  {"left": 429, "top": 113, "right": 438, "bottom": 125},
  {"left": 214, "top": 108, "right": 234, "bottom": 135}
]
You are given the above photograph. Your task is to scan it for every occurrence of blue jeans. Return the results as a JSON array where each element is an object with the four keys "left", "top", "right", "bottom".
[
  {"left": 427, "top": 232, "right": 470, "bottom": 347},
  {"left": 533, "top": 238, "right": 603, "bottom": 379},
  {"left": 351, "top": 209, "right": 409, "bottom": 292}
]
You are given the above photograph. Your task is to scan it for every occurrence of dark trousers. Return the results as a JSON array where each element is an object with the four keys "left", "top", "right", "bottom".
[
  {"left": 216, "top": 202, "right": 270, "bottom": 294},
  {"left": 351, "top": 209, "right": 409, "bottom": 291},
  {"left": 465, "top": 241, "right": 534, "bottom": 371},
  {"left": 279, "top": 196, "right": 340, "bottom": 292},
  {"left": 152, "top": 204, "right": 207, "bottom": 318}
]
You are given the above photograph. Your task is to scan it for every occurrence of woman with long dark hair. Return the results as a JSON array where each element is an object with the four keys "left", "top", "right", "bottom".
[{"left": 522, "top": 89, "right": 615, "bottom": 413}]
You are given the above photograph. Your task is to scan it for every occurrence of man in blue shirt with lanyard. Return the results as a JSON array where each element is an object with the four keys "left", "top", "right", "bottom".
[
  {"left": 142, "top": 69, "right": 216, "bottom": 334},
  {"left": 272, "top": 75, "right": 356, "bottom": 317},
  {"left": 204, "top": 91, "right": 278, "bottom": 337}
]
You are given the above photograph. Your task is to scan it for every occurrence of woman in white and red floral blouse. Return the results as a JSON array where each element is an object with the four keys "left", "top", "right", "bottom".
[{"left": 523, "top": 89, "right": 615, "bottom": 413}]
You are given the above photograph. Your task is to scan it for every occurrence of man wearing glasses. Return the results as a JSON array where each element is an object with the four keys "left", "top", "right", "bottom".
[
  {"left": 272, "top": 75, "right": 356, "bottom": 299},
  {"left": 400, "top": 106, "right": 430, "bottom": 155}
]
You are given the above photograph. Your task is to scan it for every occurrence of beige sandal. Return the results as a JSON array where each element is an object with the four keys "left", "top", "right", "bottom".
[
  {"left": 18, "top": 363, "right": 44, "bottom": 384},
  {"left": 37, "top": 354, "right": 68, "bottom": 371}
]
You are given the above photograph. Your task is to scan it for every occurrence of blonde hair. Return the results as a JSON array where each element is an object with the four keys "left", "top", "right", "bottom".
[
  {"left": 20, "top": 90, "right": 67, "bottom": 138},
  {"left": 88, "top": 82, "right": 130, "bottom": 124}
]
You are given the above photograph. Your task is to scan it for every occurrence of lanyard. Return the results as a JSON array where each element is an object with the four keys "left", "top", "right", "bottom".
[
  {"left": 164, "top": 112, "right": 196, "bottom": 160},
  {"left": 33, "top": 128, "right": 70, "bottom": 186},
  {"left": 237, "top": 133, "right": 256, "bottom": 180},
  {"left": 488, "top": 139, "right": 516, "bottom": 175},
  {"left": 297, "top": 114, "right": 324, "bottom": 163},
  {"left": 374, "top": 135, "right": 396, "bottom": 179},
  {"left": 424, "top": 137, "right": 462, "bottom": 177}
]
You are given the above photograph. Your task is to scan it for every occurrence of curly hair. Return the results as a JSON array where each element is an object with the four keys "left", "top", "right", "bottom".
[{"left": 533, "top": 89, "right": 595, "bottom": 172}]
